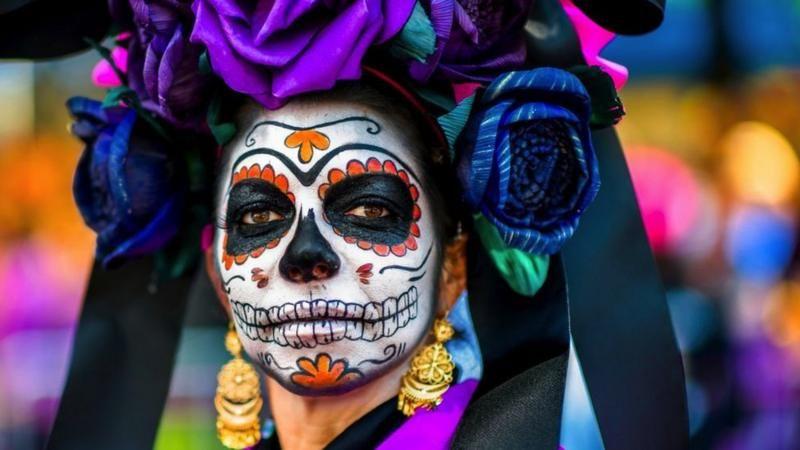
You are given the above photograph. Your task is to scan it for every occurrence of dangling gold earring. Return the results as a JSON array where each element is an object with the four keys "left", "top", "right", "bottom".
[
  {"left": 215, "top": 324, "right": 263, "bottom": 449},
  {"left": 398, "top": 316, "right": 456, "bottom": 416}
]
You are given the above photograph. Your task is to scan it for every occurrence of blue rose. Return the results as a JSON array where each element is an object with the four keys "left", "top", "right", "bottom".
[
  {"left": 457, "top": 68, "right": 600, "bottom": 255},
  {"left": 68, "top": 97, "right": 184, "bottom": 267}
]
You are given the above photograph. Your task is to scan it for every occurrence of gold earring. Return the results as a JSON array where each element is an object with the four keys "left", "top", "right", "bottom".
[
  {"left": 398, "top": 317, "right": 456, "bottom": 416},
  {"left": 215, "top": 324, "right": 263, "bottom": 449}
]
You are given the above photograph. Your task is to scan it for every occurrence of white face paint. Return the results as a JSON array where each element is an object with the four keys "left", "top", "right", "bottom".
[{"left": 214, "top": 98, "right": 438, "bottom": 395}]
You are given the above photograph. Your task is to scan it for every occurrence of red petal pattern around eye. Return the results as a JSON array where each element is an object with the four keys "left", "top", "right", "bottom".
[
  {"left": 391, "top": 244, "right": 407, "bottom": 257},
  {"left": 410, "top": 222, "right": 420, "bottom": 237},
  {"left": 409, "top": 185, "right": 419, "bottom": 201},
  {"left": 248, "top": 164, "right": 261, "bottom": 178},
  {"left": 275, "top": 174, "right": 289, "bottom": 192},
  {"left": 329, "top": 168, "right": 346, "bottom": 183},
  {"left": 261, "top": 165, "right": 274, "bottom": 183},
  {"left": 383, "top": 160, "right": 397, "bottom": 175},
  {"left": 367, "top": 158, "right": 382, "bottom": 173},
  {"left": 222, "top": 164, "right": 296, "bottom": 269},
  {"left": 347, "top": 160, "right": 366, "bottom": 176},
  {"left": 398, "top": 171, "right": 410, "bottom": 185},
  {"left": 321, "top": 158, "right": 423, "bottom": 258}
]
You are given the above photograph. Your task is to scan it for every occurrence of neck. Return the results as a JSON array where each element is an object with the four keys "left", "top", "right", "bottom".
[{"left": 267, "top": 362, "right": 408, "bottom": 450}]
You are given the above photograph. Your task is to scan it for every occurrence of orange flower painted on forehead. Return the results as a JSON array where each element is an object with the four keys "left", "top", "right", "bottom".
[
  {"left": 221, "top": 163, "right": 295, "bottom": 270},
  {"left": 290, "top": 353, "right": 362, "bottom": 390},
  {"left": 284, "top": 129, "right": 330, "bottom": 163},
  {"left": 318, "top": 157, "right": 422, "bottom": 257}
]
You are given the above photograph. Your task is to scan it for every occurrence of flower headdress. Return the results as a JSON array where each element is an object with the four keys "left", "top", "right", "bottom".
[{"left": 69, "top": 0, "right": 624, "bottom": 293}]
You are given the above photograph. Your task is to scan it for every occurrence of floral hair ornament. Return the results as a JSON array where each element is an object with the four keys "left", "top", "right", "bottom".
[
  {"left": 69, "top": 97, "right": 184, "bottom": 268},
  {"left": 107, "top": 0, "right": 213, "bottom": 130},
  {"left": 457, "top": 67, "right": 601, "bottom": 256},
  {"left": 190, "top": 0, "right": 417, "bottom": 109}
]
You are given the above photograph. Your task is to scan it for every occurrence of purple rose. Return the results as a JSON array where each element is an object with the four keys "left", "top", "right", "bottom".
[
  {"left": 112, "top": 0, "right": 212, "bottom": 129},
  {"left": 190, "top": 0, "right": 416, "bottom": 109},
  {"left": 69, "top": 97, "right": 184, "bottom": 267},
  {"left": 409, "top": 0, "right": 530, "bottom": 82}
]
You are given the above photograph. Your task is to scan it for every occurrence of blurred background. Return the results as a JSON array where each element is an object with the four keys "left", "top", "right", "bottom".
[{"left": 1, "top": 0, "right": 800, "bottom": 448}]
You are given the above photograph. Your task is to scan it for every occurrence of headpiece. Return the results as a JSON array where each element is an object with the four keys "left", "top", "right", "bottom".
[{"left": 0, "top": 0, "right": 687, "bottom": 448}]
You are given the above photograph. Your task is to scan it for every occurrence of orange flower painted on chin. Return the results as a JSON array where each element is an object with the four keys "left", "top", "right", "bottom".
[
  {"left": 221, "top": 163, "right": 295, "bottom": 270},
  {"left": 284, "top": 129, "right": 330, "bottom": 163},
  {"left": 318, "top": 157, "right": 422, "bottom": 257},
  {"left": 290, "top": 353, "right": 362, "bottom": 390}
]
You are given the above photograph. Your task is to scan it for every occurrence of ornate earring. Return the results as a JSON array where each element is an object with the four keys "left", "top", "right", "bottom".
[
  {"left": 215, "top": 324, "right": 263, "bottom": 449},
  {"left": 398, "top": 316, "right": 456, "bottom": 416}
]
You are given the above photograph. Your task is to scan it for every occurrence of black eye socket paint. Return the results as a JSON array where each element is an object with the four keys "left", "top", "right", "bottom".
[
  {"left": 323, "top": 174, "right": 413, "bottom": 246},
  {"left": 226, "top": 179, "right": 296, "bottom": 255}
]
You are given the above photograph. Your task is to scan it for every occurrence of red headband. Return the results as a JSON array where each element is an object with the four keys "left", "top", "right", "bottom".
[{"left": 362, "top": 65, "right": 448, "bottom": 150}]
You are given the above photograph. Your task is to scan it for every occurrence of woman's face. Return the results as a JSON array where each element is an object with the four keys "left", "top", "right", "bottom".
[{"left": 214, "top": 98, "right": 439, "bottom": 395}]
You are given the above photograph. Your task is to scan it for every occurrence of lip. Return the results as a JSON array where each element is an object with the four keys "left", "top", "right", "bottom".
[{"left": 231, "top": 286, "right": 419, "bottom": 348}]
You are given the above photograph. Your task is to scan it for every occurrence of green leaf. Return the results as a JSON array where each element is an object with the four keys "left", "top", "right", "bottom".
[
  {"left": 473, "top": 213, "right": 550, "bottom": 297},
  {"left": 389, "top": 2, "right": 437, "bottom": 63},
  {"left": 437, "top": 94, "right": 475, "bottom": 157},
  {"left": 207, "top": 90, "right": 237, "bottom": 147}
]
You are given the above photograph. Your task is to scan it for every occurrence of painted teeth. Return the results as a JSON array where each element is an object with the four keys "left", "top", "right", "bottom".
[{"left": 229, "top": 286, "right": 420, "bottom": 346}]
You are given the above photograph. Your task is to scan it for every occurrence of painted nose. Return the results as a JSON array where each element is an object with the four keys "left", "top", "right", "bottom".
[{"left": 279, "top": 209, "right": 340, "bottom": 283}]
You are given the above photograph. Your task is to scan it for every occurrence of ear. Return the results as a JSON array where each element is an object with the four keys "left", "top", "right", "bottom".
[
  {"left": 205, "top": 245, "right": 232, "bottom": 319},
  {"left": 438, "top": 233, "right": 468, "bottom": 315}
]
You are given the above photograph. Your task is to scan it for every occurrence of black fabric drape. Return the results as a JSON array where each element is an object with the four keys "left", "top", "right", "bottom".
[
  {"left": 0, "top": 0, "right": 110, "bottom": 59},
  {"left": 524, "top": 1, "right": 688, "bottom": 448},
  {"left": 46, "top": 258, "right": 194, "bottom": 450},
  {"left": 563, "top": 128, "right": 689, "bottom": 449},
  {"left": 573, "top": 0, "right": 666, "bottom": 35},
  {"left": 454, "top": 245, "right": 570, "bottom": 449}
]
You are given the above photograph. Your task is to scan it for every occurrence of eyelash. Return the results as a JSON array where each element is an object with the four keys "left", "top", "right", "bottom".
[{"left": 216, "top": 203, "right": 283, "bottom": 231}]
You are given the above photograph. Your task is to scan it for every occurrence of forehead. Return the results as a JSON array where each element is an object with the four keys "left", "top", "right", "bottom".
[{"left": 220, "top": 99, "right": 420, "bottom": 181}]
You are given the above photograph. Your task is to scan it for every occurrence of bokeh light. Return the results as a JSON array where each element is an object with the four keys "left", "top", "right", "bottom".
[
  {"left": 724, "top": 206, "right": 795, "bottom": 283},
  {"left": 763, "top": 281, "right": 800, "bottom": 347},
  {"left": 720, "top": 122, "right": 800, "bottom": 207},
  {"left": 626, "top": 145, "right": 702, "bottom": 255}
]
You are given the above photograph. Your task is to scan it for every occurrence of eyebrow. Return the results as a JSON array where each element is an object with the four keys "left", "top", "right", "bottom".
[
  {"left": 243, "top": 116, "right": 381, "bottom": 147},
  {"left": 228, "top": 144, "right": 421, "bottom": 188}
]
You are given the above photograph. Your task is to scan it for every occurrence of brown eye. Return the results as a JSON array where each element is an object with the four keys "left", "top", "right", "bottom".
[
  {"left": 241, "top": 209, "right": 284, "bottom": 224},
  {"left": 346, "top": 205, "right": 390, "bottom": 218}
]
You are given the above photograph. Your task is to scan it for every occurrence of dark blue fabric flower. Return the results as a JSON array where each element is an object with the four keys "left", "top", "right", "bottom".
[
  {"left": 457, "top": 68, "right": 600, "bottom": 254},
  {"left": 68, "top": 97, "right": 184, "bottom": 267}
]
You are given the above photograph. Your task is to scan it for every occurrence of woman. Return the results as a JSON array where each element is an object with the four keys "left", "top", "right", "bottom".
[
  {"left": 0, "top": 0, "right": 686, "bottom": 448},
  {"left": 210, "top": 81, "right": 468, "bottom": 448}
]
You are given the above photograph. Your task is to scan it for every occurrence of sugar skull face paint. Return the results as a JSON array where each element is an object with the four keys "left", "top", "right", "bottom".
[{"left": 215, "top": 99, "right": 439, "bottom": 395}]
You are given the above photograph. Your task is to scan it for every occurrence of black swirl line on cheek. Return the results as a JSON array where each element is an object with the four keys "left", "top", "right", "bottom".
[
  {"left": 357, "top": 344, "right": 397, "bottom": 367},
  {"left": 408, "top": 271, "right": 426, "bottom": 283},
  {"left": 379, "top": 245, "right": 433, "bottom": 275},
  {"left": 244, "top": 116, "right": 381, "bottom": 147},
  {"left": 221, "top": 275, "right": 245, "bottom": 294},
  {"left": 356, "top": 343, "right": 407, "bottom": 368},
  {"left": 257, "top": 351, "right": 292, "bottom": 371}
]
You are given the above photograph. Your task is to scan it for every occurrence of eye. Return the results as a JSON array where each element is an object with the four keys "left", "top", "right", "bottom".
[
  {"left": 241, "top": 209, "right": 285, "bottom": 225},
  {"left": 346, "top": 205, "right": 390, "bottom": 218}
]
